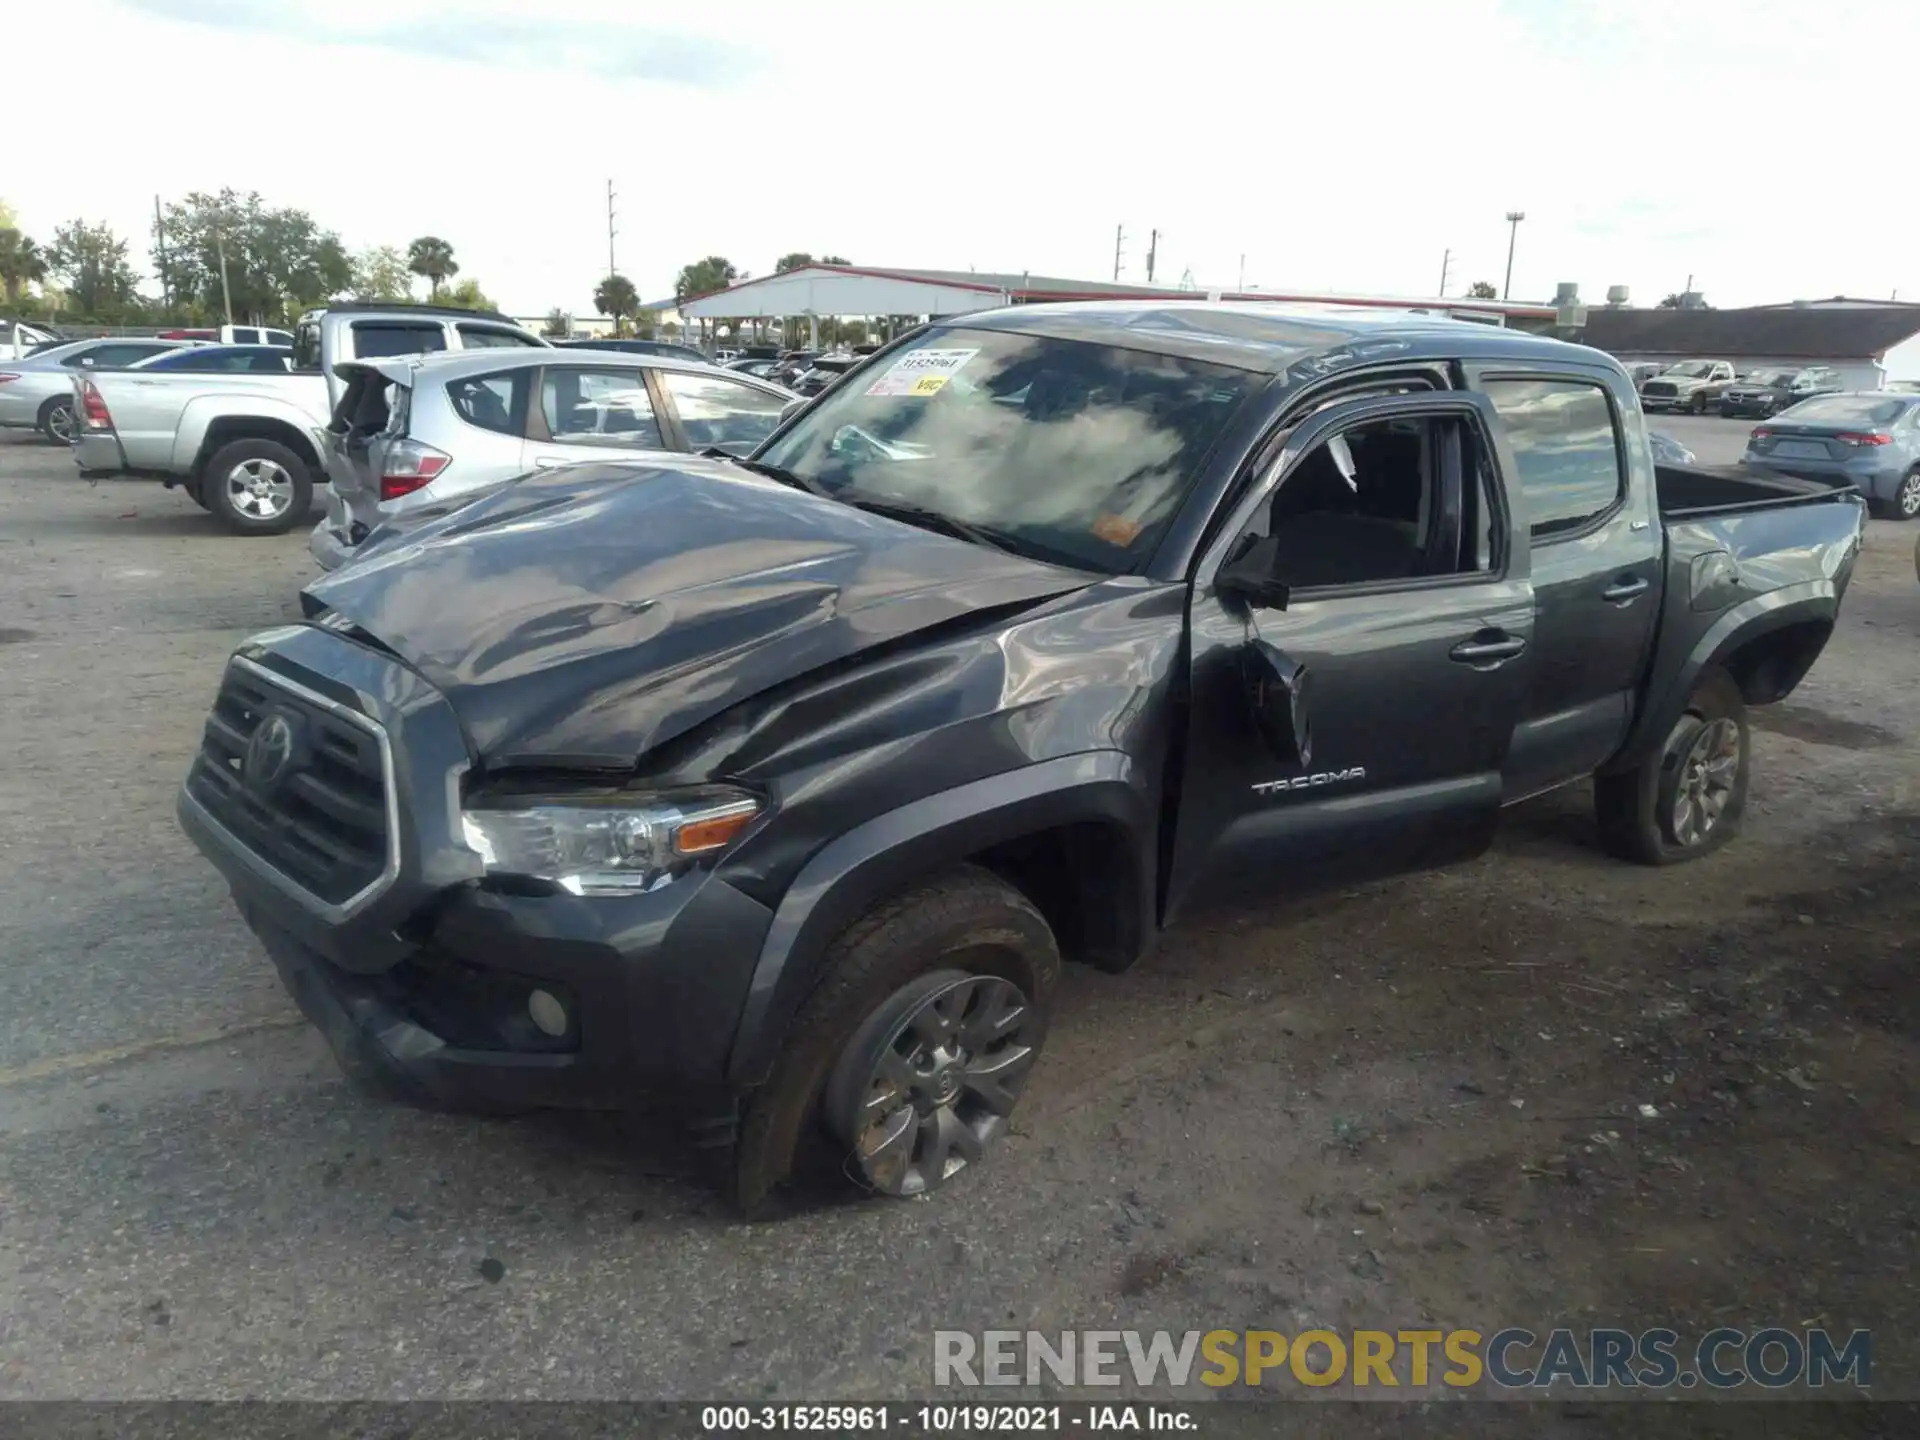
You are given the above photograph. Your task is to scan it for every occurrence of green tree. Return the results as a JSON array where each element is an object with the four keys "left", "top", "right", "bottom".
[
  {"left": 543, "top": 307, "right": 571, "bottom": 338},
  {"left": 821, "top": 254, "right": 850, "bottom": 266},
  {"left": 350, "top": 245, "right": 414, "bottom": 301},
  {"left": 0, "top": 228, "right": 49, "bottom": 304},
  {"left": 1465, "top": 280, "right": 1498, "bottom": 299},
  {"left": 157, "top": 191, "right": 352, "bottom": 323},
  {"left": 406, "top": 236, "right": 458, "bottom": 297},
  {"left": 439, "top": 277, "right": 496, "bottom": 312},
  {"left": 674, "top": 255, "right": 739, "bottom": 307},
  {"left": 774, "top": 252, "right": 814, "bottom": 273},
  {"left": 48, "top": 220, "right": 144, "bottom": 317},
  {"left": 594, "top": 273, "right": 639, "bottom": 332}
]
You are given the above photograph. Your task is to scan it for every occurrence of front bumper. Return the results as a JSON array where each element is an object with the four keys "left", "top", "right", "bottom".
[
  {"left": 1719, "top": 398, "right": 1780, "bottom": 417},
  {"left": 177, "top": 625, "right": 776, "bottom": 1109},
  {"left": 72, "top": 430, "right": 126, "bottom": 473}
]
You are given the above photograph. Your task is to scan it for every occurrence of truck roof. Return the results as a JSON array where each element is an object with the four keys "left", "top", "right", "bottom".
[{"left": 954, "top": 300, "right": 1601, "bottom": 376}]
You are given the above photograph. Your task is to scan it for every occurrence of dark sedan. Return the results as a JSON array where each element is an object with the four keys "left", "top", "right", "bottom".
[{"left": 1719, "top": 366, "right": 1842, "bottom": 419}]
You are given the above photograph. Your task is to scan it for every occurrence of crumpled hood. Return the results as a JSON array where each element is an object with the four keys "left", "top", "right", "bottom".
[{"left": 303, "top": 457, "right": 1095, "bottom": 767}]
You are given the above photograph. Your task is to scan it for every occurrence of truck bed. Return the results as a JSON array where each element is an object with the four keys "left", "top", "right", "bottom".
[{"left": 1655, "top": 462, "right": 1847, "bottom": 518}]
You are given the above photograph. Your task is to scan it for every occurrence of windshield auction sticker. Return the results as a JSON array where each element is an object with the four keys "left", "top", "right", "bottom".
[{"left": 865, "top": 348, "right": 979, "bottom": 397}]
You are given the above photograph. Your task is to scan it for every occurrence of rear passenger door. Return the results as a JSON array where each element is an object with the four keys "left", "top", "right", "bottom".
[
  {"left": 1464, "top": 365, "right": 1660, "bottom": 800},
  {"left": 528, "top": 365, "right": 671, "bottom": 468}
]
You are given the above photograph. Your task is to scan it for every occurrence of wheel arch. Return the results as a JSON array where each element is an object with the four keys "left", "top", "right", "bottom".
[
  {"left": 183, "top": 410, "right": 324, "bottom": 482},
  {"left": 1604, "top": 584, "right": 1839, "bottom": 774},
  {"left": 724, "top": 752, "right": 1155, "bottom": 1087}
]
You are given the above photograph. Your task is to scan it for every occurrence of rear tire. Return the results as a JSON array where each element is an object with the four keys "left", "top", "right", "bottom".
[
  {"left": 720, "top": 865, "right": 1060, "bottom": 1218},
  {"left": 1871, "top": 467, "right": 1920, "bottom": 522},
  {"left": 36, "top": 396, "right": 75, "bottom": 445},
  {"left": 202, "top": 438, "right": 313, "bottom": 536},
  {"left": 1595, "top": 668, "right": 1749, "bottom": 865}
]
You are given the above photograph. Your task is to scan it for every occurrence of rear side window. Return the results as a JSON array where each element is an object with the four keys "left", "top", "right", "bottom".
[
  {"left": 351, "top": 322, "right": 447, "bottom": 360},
  {"left": 658, "top": 371, "right": 788, "bottom": 453},
  {"left": 541, "top": 368, "right": 664, "bottom": 448},
  {"left": 1480, "top": 379, "right": 1623, "bottom": 540},
  {"left": 457, "top": 324, "right": 542, "bottom": 349},
  {"left": 85, "top": 342, "right": 173, "bottom": 367},
  {"left": 447, "top": 370, "right": 530, "bottom": 437}
]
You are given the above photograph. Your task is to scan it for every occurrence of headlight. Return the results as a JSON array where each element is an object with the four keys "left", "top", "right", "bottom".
[{"left": 460, "top": 788, "right": 763, "bottom": 896}]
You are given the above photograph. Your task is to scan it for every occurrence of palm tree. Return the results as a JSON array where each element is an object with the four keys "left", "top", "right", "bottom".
[
  {"left": 594, "top": 273, "right": 639, "bottom": 333},
  {"left": 406, "top": 236, "right": 458, "bottom": 298},
  {"left": 0, "top": 228, "right": 48, "bottom": 305}
]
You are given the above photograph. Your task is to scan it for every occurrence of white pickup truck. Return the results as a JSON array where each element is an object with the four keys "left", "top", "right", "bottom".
[{"left": 70, "top": 304, "right": 549, "bottom": 535}]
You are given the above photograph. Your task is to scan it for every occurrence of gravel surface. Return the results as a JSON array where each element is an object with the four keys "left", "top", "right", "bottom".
[{"left": 0, "top": 430, "right": 1914, "bottom": 1414}]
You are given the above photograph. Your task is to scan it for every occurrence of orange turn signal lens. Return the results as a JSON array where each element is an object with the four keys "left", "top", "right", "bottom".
[{"left": 672, "top": 803, "right": 760, "bottom": 855}]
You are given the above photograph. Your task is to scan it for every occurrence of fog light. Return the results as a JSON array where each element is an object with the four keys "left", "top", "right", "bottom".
[{"left": 527, "top": 989, "right": 569, "bottom": 1038}]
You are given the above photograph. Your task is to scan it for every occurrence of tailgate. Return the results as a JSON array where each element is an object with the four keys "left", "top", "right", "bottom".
[{"left": 322, "top": 361, "right": 414, "bottom": 539}]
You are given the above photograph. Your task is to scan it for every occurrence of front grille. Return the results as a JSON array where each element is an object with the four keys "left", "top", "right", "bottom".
[
  {"left": 186, "top": 659, "right": 394, "bottom": 907},
  {"left": 1641, "top": 382, "right": 1678, "bottom": 399}
]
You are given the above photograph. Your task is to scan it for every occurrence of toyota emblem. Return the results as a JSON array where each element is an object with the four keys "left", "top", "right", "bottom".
[{"left": 243, "top": 711, "right": 300, "bottom": 791}]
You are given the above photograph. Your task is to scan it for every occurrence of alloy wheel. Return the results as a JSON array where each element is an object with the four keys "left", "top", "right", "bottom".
[
  {"left": 1899, "top": 471, "right": 1920, "bottom": 519},
  {"left": 224, "top": 458, "right": 294, "bottom": 520},
  {"left": 826, "top": 971, "right": 1039, "bottom": 1197},
  {"left": 1670, "top": 718, "right": 1741, "bottom": 847},
  {"left": 45, "top": 403, "right": 75, "bottom": 444}
]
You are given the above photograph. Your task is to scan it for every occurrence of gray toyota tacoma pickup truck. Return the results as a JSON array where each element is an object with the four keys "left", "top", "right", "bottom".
[{"left": 177, "top": 303, "right": 1866, "bottom": 1215}]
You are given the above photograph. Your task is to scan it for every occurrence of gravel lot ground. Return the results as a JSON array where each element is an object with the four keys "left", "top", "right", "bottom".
[{"left": 0, "top": 422, "right": 1914, "bottom": 1422}]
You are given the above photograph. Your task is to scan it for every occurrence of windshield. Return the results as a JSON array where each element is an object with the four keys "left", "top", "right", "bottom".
[
  {"left": 755, "top": 328, "right": 1260, "bottom": 573},
  {"left": 1775, "top": 394, "right": 1910, "bottom": 425},
  {"left": 1665, "top": 361, "right": 1716, "bottom": 378}
]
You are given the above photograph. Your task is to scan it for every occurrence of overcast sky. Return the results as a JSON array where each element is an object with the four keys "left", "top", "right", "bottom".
[{"left": 8, "top": 0, "right": 1918, "bottom": 316}]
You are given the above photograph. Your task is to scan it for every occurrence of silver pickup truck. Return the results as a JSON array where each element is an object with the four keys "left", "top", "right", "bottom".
[{"left": 71, "top": 304, "right": 549, "bottom": 535}]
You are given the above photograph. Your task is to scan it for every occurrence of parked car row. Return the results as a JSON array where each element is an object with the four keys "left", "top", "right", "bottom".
[
  {"left": 1632, "top": 357, "right": 1845, "bottom": 418},
  {"left": 63, "top": 301, "right": 801, "bottom": 541}
]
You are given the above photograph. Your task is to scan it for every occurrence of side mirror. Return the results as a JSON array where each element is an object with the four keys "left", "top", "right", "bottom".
[
  {"left": 1215, "top": 534, "right": 1290, "bottom": 610},
  {"left": 780, "top": 398, "right": 806, "bottom": 424},
  {"left": 1242, "top": 639, "right": 1312, "bottom": 766}
]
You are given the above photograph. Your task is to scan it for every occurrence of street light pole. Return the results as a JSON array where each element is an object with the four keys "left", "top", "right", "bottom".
[{"left": 1502, "top": 211, "right": 1526, "bottom": 301}]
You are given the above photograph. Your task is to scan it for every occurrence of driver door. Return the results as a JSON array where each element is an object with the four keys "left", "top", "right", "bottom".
[{"left": 1167, "top": 391, "right": 1535, "bottom": 920}]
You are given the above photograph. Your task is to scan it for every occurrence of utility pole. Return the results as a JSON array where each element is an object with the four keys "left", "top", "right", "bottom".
[
  {"left": 1238, "top": 255, "right": 1246, "bottom": 291},
  {"left": 607, "top": 179, "right": 618, "bottom": 278},
  {"left": 1145, "top": 229, "right": 1159, "bottom": 285},
  {"left": 214, "top": 226, "right": 234, "bottom": 326},
  {"left": 1112, "top": 223, "right": 1126, "bottom": 283},
  {"left": 1437, "top": 247, "right": 1452, "bottom": 297},
  {"left": 1502, "top": 211, "right": 1526, "bottom": 301},
  {"left": 153, "top": 195, "right": 170, "bottom": 311}
]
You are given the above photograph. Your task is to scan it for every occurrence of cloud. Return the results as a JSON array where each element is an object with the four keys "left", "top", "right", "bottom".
[{"left": 112, "top": 0, "right": 757, "bottom": 86}]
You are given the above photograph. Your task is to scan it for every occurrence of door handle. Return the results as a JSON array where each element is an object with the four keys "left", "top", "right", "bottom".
[
  {"left": 1602, "top": 575, "right": 1650, "bottom": 604},
  {"left": 1449, "top": 632, "right": 1527, "bottom": 667}
]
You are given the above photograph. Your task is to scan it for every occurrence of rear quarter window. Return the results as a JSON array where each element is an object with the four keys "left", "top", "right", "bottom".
[
  {"left": 350, "top": 322, "right": 448, "bottom": 360},
  {"left": 446, "top": 370, "right": 531, "bottom": 436},
  {"left": 1480, "top": 378, "right": 1624, "bottom": 541}
]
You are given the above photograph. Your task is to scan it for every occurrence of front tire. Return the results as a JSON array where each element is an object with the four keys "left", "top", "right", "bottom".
[
  {"left": 36, "top": 396, "right": 75, "bottom": 445},
  {"left": 1872, "top": 467, "right": 1920, "bottom": 522},
  {"left": 722, "top": 866, "right": 1060, "bottom": 1217},
  {"left": 202, "top": 438, "right": 313, "bottom": 536},
  {"left": 1595, "top": 668, "right": 1749, "bottom": 865},
  {"left": 1690, "top": 392, "right": 1709, "bottom": 415}
]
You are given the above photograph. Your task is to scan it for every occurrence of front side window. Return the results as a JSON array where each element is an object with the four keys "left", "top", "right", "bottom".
[
  {"left": 447, "top": 370, "right": 530, "bottom": 436},
  {"left": 1232, "top": 415, "right": 1496, "bottom": 591},
  {"left": 1480, "top": 378, "right": 1623, "bottom": 540},
  {"left": 658, "top": 371, "right": 787, "bottom": 453},
  {"left": 352, "top": 322, "right": 447, "bottom": 360},
  {"left": 757, "top": 327, "right": 1260, "bottom": 572},
  {"left": 541, "top": 368, "right": 664, "bottom": 447}
]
